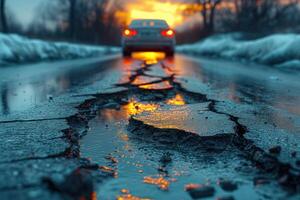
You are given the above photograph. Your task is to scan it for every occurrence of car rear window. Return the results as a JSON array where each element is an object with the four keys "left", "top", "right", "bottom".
[{"left": 130, "top": 20, "right": 169, "bottom": 28}]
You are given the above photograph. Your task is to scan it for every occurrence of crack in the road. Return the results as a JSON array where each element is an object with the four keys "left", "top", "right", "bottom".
[
  {"left": 0, "top": 117, "right": 66, "bottom": 124},
  {"left": 207, "top": 100, "right": 248, "bottom": 136},
  {"left": 0, "top": 150, "right": 70, "bottom": 165},
  {"left": 128, "top": 117, "right": 234, "bottom": 153},
  {"left": 37, "top": 58, "right": 300, "bottom": 198},
  {"left": 0, "top": 184, "right": 41, "bottom": 192}
]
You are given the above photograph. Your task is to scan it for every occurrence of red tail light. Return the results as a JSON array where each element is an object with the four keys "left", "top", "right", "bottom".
[
  {"left": 123, "top": 29, "right": 138, "bottom": 37},
  {"left": 161, "top": 29, "right": 175, "bottom": 38}
]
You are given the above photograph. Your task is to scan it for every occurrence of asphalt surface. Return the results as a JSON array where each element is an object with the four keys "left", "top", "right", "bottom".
[{"left": 0, "top": 53, "right": 299, "bottom": 200}]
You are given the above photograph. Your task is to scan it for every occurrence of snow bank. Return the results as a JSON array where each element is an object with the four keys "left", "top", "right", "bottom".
[
  {"left": 0, "top": 34, "right": 119, "bottom": 65},
  {"left": 178, "top": 34, "right": 300, "bottom": 69}
]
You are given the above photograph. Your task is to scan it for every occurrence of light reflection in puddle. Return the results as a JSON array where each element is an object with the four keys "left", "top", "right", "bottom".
[
  {"left": 138, "top": 80, "right": 172, "bottom": 90},
  {"left": 98, "top": 99, "right": 159, "bottom": 122},
  {"left": 184, "top": 183, "right": 201, "bottom": 191},
  {"left": 143, "top": 176, "right": 171, "bottom": 191},
  {"left": 99, "top": 166, "right": 115, "bottom": 173},
  {"left": 117, "top": 189, "right": 152, "bottom": 200},
  {"left": 127, "top": 99, "right": 160, "bottom": 116},
  {"left": 131, "top": 52, "right": 166, "bottom": 65},
  {"left": 119, "top": 133, "right": 130, "bottom": 142},
  {"left": 131, "top": 76, "right": 161, "bottom": 86},
  {"left": 82, "top": 98, "right": 260, "bottom": 199},
  {"left": 166, "top": 93, "right": 186, "bottom": 106},
  {"left": 133, "top": 106, "right": 190, "bottom": 131}
]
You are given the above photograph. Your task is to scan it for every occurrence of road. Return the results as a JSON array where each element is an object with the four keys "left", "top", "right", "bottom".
[{"left": 0, "top": 53, "right": 299, "bottom": 200}]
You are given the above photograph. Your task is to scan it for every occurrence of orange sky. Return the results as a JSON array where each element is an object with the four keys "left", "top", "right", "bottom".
[{"left": 113, "top": 0, "right": 299, "bottom": 30}]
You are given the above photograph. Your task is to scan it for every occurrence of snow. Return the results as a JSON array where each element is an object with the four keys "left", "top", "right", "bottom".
[
  {"left": 0, "top": 33, "right": 119, "bottom": 65},
  {"left": 178, "top": 34, "right": 300, "bottom": 69}
]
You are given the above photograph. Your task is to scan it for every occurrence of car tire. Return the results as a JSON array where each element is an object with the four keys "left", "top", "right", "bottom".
[
  {"left": 166, "top": 50, "right": 174, "bottom": 57},
  {"left": 122, "top": 49, "right": 131, "bottom": 57}
]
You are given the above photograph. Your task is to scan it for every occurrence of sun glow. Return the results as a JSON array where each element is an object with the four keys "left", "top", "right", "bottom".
[{"left": 115, "top": 0, "right": 202, "bottom": 28}]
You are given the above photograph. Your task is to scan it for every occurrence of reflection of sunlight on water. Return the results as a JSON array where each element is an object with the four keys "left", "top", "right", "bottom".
[
  {"left": 131, "top": 76, "right": 157, "bottom": 86},
  {"left": 118, "top": 132, "right": 132, "bottom": 152},
  {"left": 119, "top": 133, "right": 130, "bottom": 142},
  {"left": 143, "top": 176, "right": 171, "bottom": 191},
  {"left": 120, "top": 58, "right": 134, "bottom": 84},
  {"left": 126, "top": 99, "right": 159, "bottom": 116},
  {"left": 132, "top": 52, "right": 166, "bottom": 65},
  {"left": 99, "top": 99, "right": 159, "bottom": 122},
  {"left": 134, "top": 106, "right": 193, "bottom": 132},
  {"left": 99, "top": 165, "right": 115, "bottom": 173},
  {"left": 117, "top": 189, "right": 151, "bottom": 200},
  {"left": 166, "top": 94, "right": 186, "bottom": 105},
  {"left": 138, "top": 81, "right": 172, "bottom": 90}
]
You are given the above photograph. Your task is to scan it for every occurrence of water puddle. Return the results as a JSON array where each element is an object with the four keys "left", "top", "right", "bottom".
[
  {"left": 81, "top": 100, "right": 260, "bottom": 199},
  {"left": 166, "top": 93, "right": 186, "bottom": 106}
]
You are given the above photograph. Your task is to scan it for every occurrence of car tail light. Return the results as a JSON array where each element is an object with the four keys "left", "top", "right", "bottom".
[
  {"left": 161, "top": 29, "right": 175, "bottom": 38},
  {"left": 123, "top": 29, "right": 137, "bottom": 37}
]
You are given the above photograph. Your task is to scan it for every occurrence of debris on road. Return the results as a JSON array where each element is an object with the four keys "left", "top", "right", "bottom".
[
  {"left": 186, "top": 184, "right": 215, "bottom": 199},
  {"left": 218, "top": 179, "right": 238, "bottom": 192}
]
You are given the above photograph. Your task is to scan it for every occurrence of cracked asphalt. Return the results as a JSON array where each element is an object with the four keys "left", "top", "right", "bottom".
[{"left": 0, "top": 53, "right": 300, "bottom": 200}]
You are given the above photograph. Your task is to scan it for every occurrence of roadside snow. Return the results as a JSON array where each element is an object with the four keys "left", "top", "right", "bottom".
[
  {"left": 0, "top": 33, "right": 119, "bottom": 65},
  {"left": 178, "top": 34, "right": 300, "bottom": 69}
]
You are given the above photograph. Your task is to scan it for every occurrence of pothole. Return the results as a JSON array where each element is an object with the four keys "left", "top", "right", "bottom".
[
  {"left": 49, "top": 53, "right": 299, "bottom": 199},
  {"left": 77, "top": 53, "right": 291, "bottom": 199}
]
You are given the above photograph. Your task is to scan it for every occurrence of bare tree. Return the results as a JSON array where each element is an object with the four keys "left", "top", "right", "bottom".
[
  {"left": 231, "top": 0, "right": 300, "bottom": 33},
  {"left": 28, "top": 0, "right": 117, "bottom": 43},
  {"left": 68, "top": 0, "right": 77, "bottom": 40},
  {"left": 0, "top": 0, "right": 7, "bottom": 33},
  {"left": 28, "top": 0, "right": 69, "bottom": 38},
  {"left": 197, "top": 0, "right": 222, "bottom": 35}
]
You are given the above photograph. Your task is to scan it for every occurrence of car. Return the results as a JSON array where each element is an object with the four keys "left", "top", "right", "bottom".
[{"left": 121, "top": 19, "right": 176, "bottom": 57}]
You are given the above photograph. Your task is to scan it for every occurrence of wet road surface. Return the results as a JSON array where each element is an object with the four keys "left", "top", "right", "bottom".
[{"left": 0, "top": 53, "right": 300, "bottom": 200}]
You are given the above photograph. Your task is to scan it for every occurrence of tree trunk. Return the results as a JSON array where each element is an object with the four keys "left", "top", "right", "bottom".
[
  {"left": 208, "top": 5, "right": 217, "bottom": 34},
  {"left": 0, "top": 0, "right": 7, "bottom": 33},
  {"left": 69, "top": 0, "right": 76, "bottom": 40},
  {"left": 200, "top": 2, "right": 210, "bottom": 36},
  {"left": 201, "top": 8, "right": 207, "bottom": 28}
]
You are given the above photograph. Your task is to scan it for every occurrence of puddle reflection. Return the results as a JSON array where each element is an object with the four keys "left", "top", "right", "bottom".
[
  {"left": 98, "top": 99, "right": 160, "bottom": 122},
  {"left": 166, "top": 94, "right": 186, "bottom": 106},
  {"left": 139, "top": 81, "right": 172, "bottom": 90},
  {"left": 131, "top": 52, "right": 166, "bottom": 65},
  {"left": 0, "top": 76, "right": 71, "bottom": 115},
  {"left": 143, "top": 176, "right": 171, "bottom": 191},
  {"left": 117, "top": 189, "right": 151, "bottom": 200},
  {"left": 127, "top": 99, "right": 160, "bottom": 116},
  {"left": 0, "top": 59, "right": 119, "bottom": 115}
]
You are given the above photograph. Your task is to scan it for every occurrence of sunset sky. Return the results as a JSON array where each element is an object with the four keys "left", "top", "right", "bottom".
[{"left": 7, "top": 0, "right": 298, "bottom": 29}]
